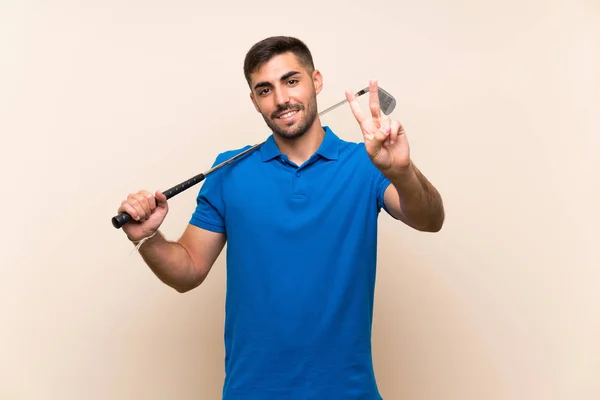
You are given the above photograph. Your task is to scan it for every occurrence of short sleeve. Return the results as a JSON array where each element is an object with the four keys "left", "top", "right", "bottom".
[
  {"left": 189, "top": 153, "right": 227, "bottom": 233},
  {"left": 358, "top": 142, "right": 394, "bottom": 216},
  {"left": 375, "top": 168, "right": 393, "bottom": 213}
]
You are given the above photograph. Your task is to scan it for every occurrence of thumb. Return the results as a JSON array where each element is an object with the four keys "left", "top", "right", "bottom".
[{"left": 155, "top": 190, "right": 168, "bottom": 209}]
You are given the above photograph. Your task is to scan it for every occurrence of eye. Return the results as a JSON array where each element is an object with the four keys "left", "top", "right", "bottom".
[
  {"left": 258, "top": 88, "right": 270, "bottom": 96},
  {"left": 287, "top": 79, "right": 298, "bottom": 85}
]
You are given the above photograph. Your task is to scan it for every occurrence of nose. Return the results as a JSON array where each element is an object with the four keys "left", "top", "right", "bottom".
[{"left": 274, "top": 86, "right": 290, "bottom": 106}]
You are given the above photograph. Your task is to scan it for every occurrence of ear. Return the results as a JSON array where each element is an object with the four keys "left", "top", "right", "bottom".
[
  {"left": 312, "top": 70, "right": 323, "bottom": 95},
  {"left": 249, "top": 92, "right": 260, "bottom": 113}
]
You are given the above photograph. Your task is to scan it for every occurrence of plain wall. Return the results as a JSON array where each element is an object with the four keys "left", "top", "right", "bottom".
[{"left": 1, "top": 0, "right": 598, "bottom": 399}]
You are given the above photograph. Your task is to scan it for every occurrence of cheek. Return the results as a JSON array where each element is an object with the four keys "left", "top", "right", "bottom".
[
  {"left": 255, "top": 99, "right": 270, "bottom": 114},
  {"left": 261, "top": 96, "right": 277, "bottom": 108}
]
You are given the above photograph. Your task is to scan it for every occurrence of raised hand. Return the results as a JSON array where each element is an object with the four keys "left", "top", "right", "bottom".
[{"left": 345, "top": 80, "right": 410, "bottom": 174}]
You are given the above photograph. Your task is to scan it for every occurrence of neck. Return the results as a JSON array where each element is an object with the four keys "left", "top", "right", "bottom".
[{"left": 273, "top": 118, "right": 325, "bottom": 165}]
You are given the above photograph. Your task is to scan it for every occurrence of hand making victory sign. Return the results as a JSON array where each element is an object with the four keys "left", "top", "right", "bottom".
[{"left": 345, "top": 80, "right": 410, "bottom": 174}]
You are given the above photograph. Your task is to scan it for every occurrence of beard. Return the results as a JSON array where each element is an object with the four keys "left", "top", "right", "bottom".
[{"left": 261, "top": 95, "right": 318, "bottom": 140}]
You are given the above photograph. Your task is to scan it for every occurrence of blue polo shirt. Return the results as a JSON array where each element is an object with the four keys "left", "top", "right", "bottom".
[{"left": 190, "top": 126, "right": 392, "bottom": 400}]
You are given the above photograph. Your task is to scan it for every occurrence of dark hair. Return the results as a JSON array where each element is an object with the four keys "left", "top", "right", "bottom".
[{"left": 243, "top": 36, "right": 315, "bottom": 86}]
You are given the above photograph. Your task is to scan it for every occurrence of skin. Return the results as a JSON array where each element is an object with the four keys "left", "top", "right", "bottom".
[
  {"left": 116, "top": 51, "right": 444, "bottom": 293},
  {"left": 248, "top": 52, "right": 325, "bottom": 165},
  {"left": 345, "top": 80, "right": 445, "bottom": 232}
]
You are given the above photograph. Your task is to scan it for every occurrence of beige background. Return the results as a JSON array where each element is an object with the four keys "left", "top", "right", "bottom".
[{"left": 1, "top": 0, "right": 598, "bottom": 399}]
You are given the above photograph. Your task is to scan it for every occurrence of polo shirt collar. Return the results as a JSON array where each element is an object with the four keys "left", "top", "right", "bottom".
[
  {"left": 260, "top": 126, "right": 340, "bottom": 162},
  {"left": 316, "top": 126, "right": 339, "bottom": 161},
  {"left": 260, "top": 134, "right": 282, "bottom": 162}
]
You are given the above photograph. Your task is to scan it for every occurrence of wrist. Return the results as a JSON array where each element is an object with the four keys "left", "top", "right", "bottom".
[
  {"left": 127, "top": 230, "right": 157, "bottom": 243},
  {"left": 382, "top": 160, "right": 415, "bottom": 182},
  {"left": 129, "top": 231, "right": 159, "bottom": 253}
]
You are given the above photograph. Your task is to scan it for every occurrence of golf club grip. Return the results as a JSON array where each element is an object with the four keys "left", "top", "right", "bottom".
[{"left": 111, "top": 172, "right": 206, "bottom": 229}]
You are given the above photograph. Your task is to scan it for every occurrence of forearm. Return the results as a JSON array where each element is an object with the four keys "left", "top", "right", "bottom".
[
  {"left": 133, "top": 231, "right": 200, "bottom": 292},
  {"left": 385, "top": 161, "right": 445, "bottom": 232}
]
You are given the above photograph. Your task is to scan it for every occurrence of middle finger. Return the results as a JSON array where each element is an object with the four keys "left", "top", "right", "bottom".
[
  {"left": 368, "top": 80, "right": 381, "bottom": 120},
  {"left": 134, "top": 193, "right": 152, "bottom": 217}
]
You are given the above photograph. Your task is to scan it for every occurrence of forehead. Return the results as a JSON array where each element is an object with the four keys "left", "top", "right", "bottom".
[{"left": 250, "top": 52, "right": 308, "bottom": 85}]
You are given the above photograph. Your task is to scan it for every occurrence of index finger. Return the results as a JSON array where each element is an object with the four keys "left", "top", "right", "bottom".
[{"left": 345, "top": 89, "right": 367, "bottom": 124}]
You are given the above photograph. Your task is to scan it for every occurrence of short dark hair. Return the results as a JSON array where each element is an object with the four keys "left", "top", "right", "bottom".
[{"left": 243, "top": 36, "right": 315, "bottom": 86}]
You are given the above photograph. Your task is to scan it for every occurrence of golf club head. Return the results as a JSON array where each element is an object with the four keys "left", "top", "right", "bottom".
[
  {"left": 318, "top": 85, "right": 397, "bottom": 117},
  {"left": 377, "top": 87, "right": 396, "bottom": 115}
]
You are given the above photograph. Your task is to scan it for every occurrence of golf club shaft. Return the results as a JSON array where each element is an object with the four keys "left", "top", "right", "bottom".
[
  {"left": 111, "top": 87, "right": 370, "bottom": 229},
  {"left": 317, "top": 88, "right": 368, "bottom": 115}
]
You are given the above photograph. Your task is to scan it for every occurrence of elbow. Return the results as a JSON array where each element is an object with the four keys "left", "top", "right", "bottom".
[
  {"left": 169, "top": 279, "right": 204, "bottom": 293},
  {"left": 426, "top": 221, "right": 443, "bottom": 233},
  {"left": 415, "top": 222, "right": 442, "bottom": 233},
  {"left": 172, "top": 281, "right": 201, "bottom": 293},
  {"left": 425, "top": 211, "right": 445, "bottom": 233},
  {"left": 415, "top": 210, "right": 445, "bottom": 233},
  {"left": 170, "top": 272, "right": 208, "bottom": 294},
  {"left": 173, "top": 284, "right": 193, "bottom": 293}
]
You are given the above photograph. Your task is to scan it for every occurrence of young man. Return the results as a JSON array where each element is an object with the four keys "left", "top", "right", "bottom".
[{"left": 117, "top": 36, "right": 444, "bottom": 399}]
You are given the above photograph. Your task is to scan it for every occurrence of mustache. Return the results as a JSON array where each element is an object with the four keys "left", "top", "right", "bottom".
[{"left": 271, "top": 103, "right": 304, "bottom": 119}]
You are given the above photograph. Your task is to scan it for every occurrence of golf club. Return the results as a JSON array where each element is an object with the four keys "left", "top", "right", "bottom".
[{"left": 111, "top": 86, "right": 396, "bottom": 229}]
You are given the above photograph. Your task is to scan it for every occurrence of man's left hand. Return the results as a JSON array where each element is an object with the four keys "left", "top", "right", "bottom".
[{"left": 345, "top": 80, "right": 410, "bottom": 174}]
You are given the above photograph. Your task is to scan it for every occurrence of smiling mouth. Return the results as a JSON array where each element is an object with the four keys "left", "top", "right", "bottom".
[{"left": 276, "top": 110, "right": 299, "bottom": 120}]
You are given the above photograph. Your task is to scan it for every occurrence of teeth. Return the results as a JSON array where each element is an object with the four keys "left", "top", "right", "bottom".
[{"left": 279, "top": 111, "right": 296, "bottom": 118}]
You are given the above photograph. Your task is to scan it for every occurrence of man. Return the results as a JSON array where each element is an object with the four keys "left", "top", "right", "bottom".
[{"left": 117, "top": 36, "right": 444, "bottom": 399}]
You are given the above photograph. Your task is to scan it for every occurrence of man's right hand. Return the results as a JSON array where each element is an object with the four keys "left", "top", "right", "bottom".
[{"left": 117, "top": 190, "right": 169, "bottom": 242}]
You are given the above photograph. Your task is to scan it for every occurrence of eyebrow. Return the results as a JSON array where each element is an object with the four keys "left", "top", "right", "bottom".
[{"left": 253, "top": 70, "right": 301, "bottom": 91}]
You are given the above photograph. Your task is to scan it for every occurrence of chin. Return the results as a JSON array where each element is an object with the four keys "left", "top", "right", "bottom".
[
  {"left": 274, "top": 115, "right": 318, "bottom": 141},
  {"left": 273, "top": 128, "right": 307, "bottom": 140},
  {"left": 275, "top": 122, "right": 311, "bottom": 140}
]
